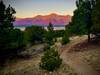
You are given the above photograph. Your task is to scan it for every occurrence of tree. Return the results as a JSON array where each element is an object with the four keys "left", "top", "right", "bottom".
[
  {"left": 92, "top": 0, "right": 100, "bottom": 36},
  {"left": 0, "top": 0, "right": 16, "bottom": 50},
  {"left": 70, "top": 0, "right": 87, "bottom": 35},
  {"left": 0, "top": 1, "right": 16, "bottom": 30},
  {"left": 40, "top": 48, "right": 62, "bottom": 71},
  {"left": 9, "top": 29, "right": 24, "bottom": 49},
  {"left": 24, "top": 26, "right": 46, "bottom": 46},
  {"left": 0, "top": 0, "right": 5, "bottom": 28},
  {"left": 70, "top": 0, "right": 96, "bottom": 41},
  {"left": 5, "top": 5, "right": 16, "bottom": 29},
  {"left": 45, "top": 31, "right": 54, "bottom": 45},
  {"left": 0, "top": 0, "right": 18, "bottom": 64},
  {"left": 83, "top": 0, "right": 96, "bottom": 41},
  {"left": 45, "top": 22, "right": 54, "bottom": 45},
  {"left": 54, "top": 30, "right": 65, "bottom": 38},
  {"left": 47, "top": 22, "right": 54, "bottom": 32},
  {"left": 62, "top": 31, "right": 70, "bottom": 45}
]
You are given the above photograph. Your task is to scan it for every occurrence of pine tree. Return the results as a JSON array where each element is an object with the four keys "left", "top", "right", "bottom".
[
  {"left": 0, "top": 0, "right": 16, "bottom": 50},
  {"left": 0, "top": 1, "right": 17, "bottom": 63},
  {"left": 70, "top": 0, "right": 96, "bottom": 41},
  {"left": 47, "top": 22, "right": 54, "bottom": 31},
  {"left": 5, "top": 5, "right": 16, "bottom": 29},
  {"left": 84, "top": 0, "right": 96, "bottom": 41},
  {"left": 70, "top": 0, "right": 87, "bottom": 35},
  {"left": 0, "top": 1, "right": 16, "bottom": 30},
  {"left": 45, "top": 22, "right": 54, "bottom": 45},
  {"left": 92, "top": 0, "right": 100, "bottom": 36},
  {"left": 0, "top": 0, "right": 6, "bottom": 28},
  {"left": 62, "top": 31, "right": 70, "bottom": 45}
]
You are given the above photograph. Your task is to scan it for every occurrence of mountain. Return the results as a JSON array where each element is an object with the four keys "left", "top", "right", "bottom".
[{"left": 14, "top": 13, "right": 72, "bottom": 26}]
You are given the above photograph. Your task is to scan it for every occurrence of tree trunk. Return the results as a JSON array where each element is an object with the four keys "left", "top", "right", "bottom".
[{"left": 88, "top": 31, "right": 91, "bottom": 42}]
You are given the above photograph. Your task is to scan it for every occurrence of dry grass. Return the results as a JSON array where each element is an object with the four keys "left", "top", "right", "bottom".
[
  {"left": 0, "top": 53, "right": 77, "bottom": 75},
  {"left": 1, "top": 35, "right": 100, "bottom": 75},
  {"left": 82, "top": 49, "right": 100, "bottom": 72},
  {"left": 0, "top": 43, "right": 77, "bottom": 75}
]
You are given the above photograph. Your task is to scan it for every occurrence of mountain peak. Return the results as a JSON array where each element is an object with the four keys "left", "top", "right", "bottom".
[
  {"left": 49, "top": 13, "right": 58, "bottom": 16},
  {"left": 14, "top": 14, "right": 72, "bottom": 26}
]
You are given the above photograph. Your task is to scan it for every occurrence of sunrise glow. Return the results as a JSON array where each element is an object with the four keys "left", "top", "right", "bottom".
[{"left": 4, "top": 0, "right": 76, "bottom": 18}]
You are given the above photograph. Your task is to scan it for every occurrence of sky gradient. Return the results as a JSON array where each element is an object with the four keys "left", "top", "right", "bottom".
[{"left": 3, "top": 0, "right": 76, "bottom": 18}]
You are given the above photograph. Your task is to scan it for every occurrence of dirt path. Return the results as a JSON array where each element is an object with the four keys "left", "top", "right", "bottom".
[{"left": 60, "top": 36, "right": 99, "bottom": 75}]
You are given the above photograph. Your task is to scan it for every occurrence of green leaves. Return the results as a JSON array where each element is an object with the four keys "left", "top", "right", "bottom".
[
  {"left": 24, "top": 26, "right": 46, "bottom": 46},
  {"left": 62, "top": 31, "right": 70, "bottom": 45},
  {"left": 0, "top": 1, "right": 16, "bottom": 29},
  {"left": 40, "top": 48, "right": 62, "bottom": 71},
  {"left": 69, "top": 0, "right": 96, "bottom": 38},
  {"left": 92, "top": 0, "right": 100, "bottom": 34},
  {"left": 45, "top": 22, "right": 55, "bottom": 45}
]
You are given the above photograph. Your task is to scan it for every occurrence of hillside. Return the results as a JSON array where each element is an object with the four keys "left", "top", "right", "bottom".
[
  {"left": 60, "top": 36, "right": 100, "bottom": 75},
  {"left": 0, "top": 35, "right": 100, "bottom": 75},
  {"left": 14, "top": 13, "right": 71, "bottom": 26}
]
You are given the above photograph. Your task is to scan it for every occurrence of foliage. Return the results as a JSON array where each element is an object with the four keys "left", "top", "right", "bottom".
[
  {"left": 62, "top": 31, "right": 70, "bottom": 45},
  {"left": 0, "top": 3, "right": 16, "bottom": 29},
  {"left": 83, "top": 0, "right": 96, "bottom": 41},
  {"left": 45, "top": 22, "right": 55, "bottom": 45},
  {"left": 9, "top": 29, "right": 24, "bottom": 49},
  {"left": 47, "top": 22, "right": 54, "bottom": 32},
  {"left": 40, "top": 48, "right": 62, "bottom": 71},
  {"left": 70, "top": 0, "right": 87, "bottom": 35},
  {"left": 44, "top": 31, "right": 54, "bottom": 45},
  {"left": 92, "top": 0, "right": 100, "bottom": 35},
  {"left": 24, "top": 26, "right": 46, "bottom": 46},
  {"left": 65, "top": 23, "right": 73, "bottom": 36},
  {"left": 0, "top": 0, "right": 16, "bottom": 51},
  {"left": 54, "top": 30, "right": 65, "bottom": 38},
  {"left": 69, "top": 0, "right": 96, "bottom": 41},
  {"left": 0, "top": 1, "right": 25, "bottom": 64}
]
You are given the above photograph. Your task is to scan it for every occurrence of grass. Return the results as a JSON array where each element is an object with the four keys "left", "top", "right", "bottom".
[
  {"left": 0, "top": 43, "right": 77, "bottom": 75},
  {"left": 0, "top": 55, "right": 77, "bottom": 75},
  {"left": 0, "top": 63, "right": 77, "bottom": 75}
]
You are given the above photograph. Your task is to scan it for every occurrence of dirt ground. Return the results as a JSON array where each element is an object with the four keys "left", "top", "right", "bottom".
[
  {"left": 60, "top": 35, "right": 100, "bottom": 75},
  {"left": 0, "top": 44, "right": 76, "bottom": 75},
  {"left": 0, "top": 35, "right": 100, "bottom": 75}
]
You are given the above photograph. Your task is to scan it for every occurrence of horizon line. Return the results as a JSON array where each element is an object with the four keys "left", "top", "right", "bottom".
[{"left": 16, "top": 13, "right": 73, "bottom": 19}]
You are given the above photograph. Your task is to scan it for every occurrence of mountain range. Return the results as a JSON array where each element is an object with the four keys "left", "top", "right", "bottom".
[{"left": 14, "top": 13, "right": 72, "bottom": 26}]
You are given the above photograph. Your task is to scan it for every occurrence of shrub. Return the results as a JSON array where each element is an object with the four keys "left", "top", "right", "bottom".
[
  {"left": 24, "top": 26, "right": 46, "bottom": 46},
  {"left": 9, "top": 29, "right": 24, "bottom": 49},
  {"left": 39, "top": 48, "right": 62, "bottom": 71},
  {"left": 62, "top": 35, "right": 70, "bottom": 45},
  {"left": 44, "top": 31, "right": 54, "bottom": 45}
]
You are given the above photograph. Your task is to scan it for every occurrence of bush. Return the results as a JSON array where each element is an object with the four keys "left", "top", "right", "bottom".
[
  {"left": 39, "top": 48, "right": 62, "bottom": 71},
  {"left": 24, "top": 26, "right": 46, "bottom": 46},
  {"left": 62, "top": 35, "right": 70, "bottom": 45},
  {"left": 44, "top": 31, "right": 54, "bottom": 45},
  {"left": 9, "top": 29, "right": 24, "bottom": 49},
  {"left": 54, "top": 30, "right": 65, "bottom": 38}
]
